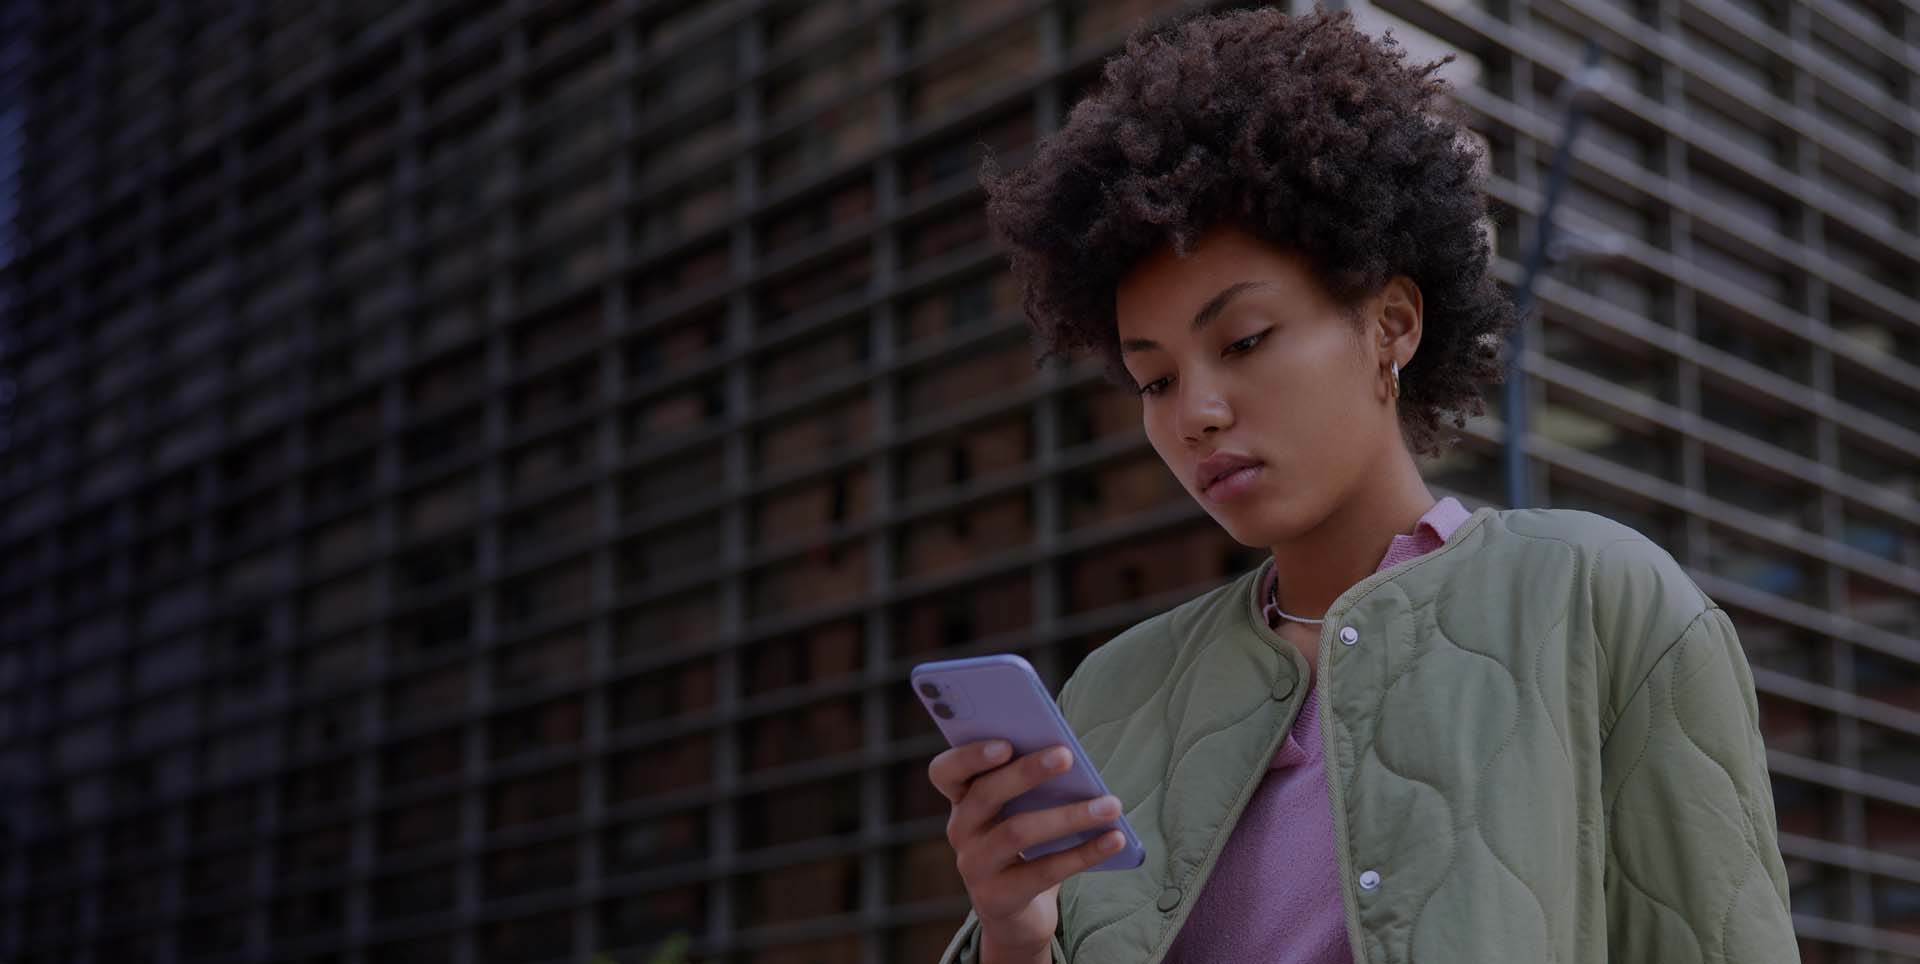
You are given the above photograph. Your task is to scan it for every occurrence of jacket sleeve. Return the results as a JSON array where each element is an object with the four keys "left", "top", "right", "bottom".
[
  {"left": 934, "top": 909, "right": 1069, "bottom": 964},
  {"left": 1599, "top": 604, "right": 1800, "bottom": 963},
  {"left": 933, "top": 667, "right": 1086, "bottom": 964}
]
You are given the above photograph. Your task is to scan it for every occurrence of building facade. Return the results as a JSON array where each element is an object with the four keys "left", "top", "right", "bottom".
[{"left": 0, "top": 0, "right": 1915, "bottom": 962}]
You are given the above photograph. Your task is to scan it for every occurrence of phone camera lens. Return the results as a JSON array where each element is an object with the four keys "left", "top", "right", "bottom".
[
  {"left": 932, "top": 702, "right": 954, "bottom": 719},
  {"left": 918, "top": 682, "right": 941, "bottom": 699}
]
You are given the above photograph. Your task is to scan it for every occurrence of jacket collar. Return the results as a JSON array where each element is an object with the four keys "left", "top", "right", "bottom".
[{"left": 1239, "top": 504, "right": 1502, "bottom": 681}]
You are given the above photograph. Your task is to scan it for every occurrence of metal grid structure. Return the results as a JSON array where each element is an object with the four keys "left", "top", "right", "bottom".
[{"left": 0, "top": 0, "right": 1915, "bottom": 962}]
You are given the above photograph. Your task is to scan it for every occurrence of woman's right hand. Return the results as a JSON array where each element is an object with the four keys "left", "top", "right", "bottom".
[{"left": 928, "top": 739, "right": 1127, "bottom": 959}]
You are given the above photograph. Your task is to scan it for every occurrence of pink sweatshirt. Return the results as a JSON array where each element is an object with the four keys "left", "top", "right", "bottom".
[{"left": 1164, "top": 496, "right": 1473, "bottom": 963}]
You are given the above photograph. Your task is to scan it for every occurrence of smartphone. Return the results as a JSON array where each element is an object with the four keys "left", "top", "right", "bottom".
[{"left": 910, "top": 653, "right": 1145, "bottom": 871}]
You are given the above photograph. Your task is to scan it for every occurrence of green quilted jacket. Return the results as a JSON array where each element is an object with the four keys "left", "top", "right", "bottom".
[{"left": 937, "top": 505, "right": 1798, "bottom": 963}]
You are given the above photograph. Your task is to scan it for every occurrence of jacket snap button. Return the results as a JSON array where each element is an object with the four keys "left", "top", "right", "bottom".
[
  {"left": 1339, "top": 625, "right": 1360, "bottom": 645},
  {"left": 1358, "top": 869, "right": 1381, "bottom": 890},
  {"left": 1156, "top": 885, "right": 1182, "bottom": 911},
  {"left": 1271, "top": 675, "right": 1296, "bottom": 701}
]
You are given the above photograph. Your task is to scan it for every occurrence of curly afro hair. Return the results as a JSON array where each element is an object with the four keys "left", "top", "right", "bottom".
[{"left": 979, "top": 4, "right": 1514, "bottom": 458}]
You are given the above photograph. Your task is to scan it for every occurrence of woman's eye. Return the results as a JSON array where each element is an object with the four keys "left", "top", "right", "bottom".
[
  {"left": 1226, "top": 332, "right": 1265, "bottom": 354},
  {"left": 1138, "top": 330, "right": 1268, "bottom": 398}
]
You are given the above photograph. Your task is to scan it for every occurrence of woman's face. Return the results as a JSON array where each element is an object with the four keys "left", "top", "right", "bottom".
[{"left": 1114, "top": 222, "right": 1408, "bottom": 545}]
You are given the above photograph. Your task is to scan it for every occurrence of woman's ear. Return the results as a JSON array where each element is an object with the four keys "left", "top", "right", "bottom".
[{"left": 1374, "top": 274, "right": 1423, "bottom": 364}]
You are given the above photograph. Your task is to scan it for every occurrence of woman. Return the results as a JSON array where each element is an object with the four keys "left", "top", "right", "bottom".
[{"left": 926, "top": 6, "right": 1797, "bottom": 964}]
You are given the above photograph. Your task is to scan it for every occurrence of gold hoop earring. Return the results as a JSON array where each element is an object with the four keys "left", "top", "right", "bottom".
[{"left": 1388, "top": 359, "right": 1401, "bottom": 400}]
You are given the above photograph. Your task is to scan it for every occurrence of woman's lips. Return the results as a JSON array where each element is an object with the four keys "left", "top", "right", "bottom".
[{"left": 1202, "top": 463, "right": 1264, "bottom": 503}]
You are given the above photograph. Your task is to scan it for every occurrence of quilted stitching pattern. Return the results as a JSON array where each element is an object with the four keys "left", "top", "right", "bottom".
[
  {"left": 1059, "top": 606, "right": 1293, "bottom": 962},
  {"left": 938, "top": 508, "right": 1797, "bottom": 964},
  {"left": 1600, "top": 605, "right": 1796, "bottom": 963},
  {"left": 1335, "top": 530, "right": 1580, "bottom": 964}
]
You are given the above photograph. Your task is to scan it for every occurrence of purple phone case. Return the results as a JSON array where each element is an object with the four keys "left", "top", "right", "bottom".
[{"left": 911, "top": 653, "right": 1145, "bottom": 872}]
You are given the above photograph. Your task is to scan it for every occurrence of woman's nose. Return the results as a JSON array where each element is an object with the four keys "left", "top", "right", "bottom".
[{"left": 1177, "top": 389, "right": 1232, "bottom": 438}]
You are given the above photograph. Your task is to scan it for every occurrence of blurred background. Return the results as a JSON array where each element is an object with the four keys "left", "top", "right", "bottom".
[{"left": 0, "top": 0, "right": 1915, "bottom": 962}]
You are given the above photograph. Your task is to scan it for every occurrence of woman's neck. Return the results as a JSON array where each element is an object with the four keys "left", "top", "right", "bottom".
[{"left": 1266, "top": 447, "right": 1436, "bottom": 623}]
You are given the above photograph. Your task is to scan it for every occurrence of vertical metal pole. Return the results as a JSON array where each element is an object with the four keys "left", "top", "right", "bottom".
[{"left": 1505, "top": 40, "right": 1606, "bottom": 509}]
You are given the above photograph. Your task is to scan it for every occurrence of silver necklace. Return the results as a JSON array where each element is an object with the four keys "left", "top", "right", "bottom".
[{"left": 1268, "top": 577, "right": 1324, "bottom": 625}]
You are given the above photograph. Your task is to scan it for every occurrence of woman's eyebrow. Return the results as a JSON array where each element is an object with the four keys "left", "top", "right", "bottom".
[{"left": 1119, "top": 281, "right": 1284, "bottom": 355}]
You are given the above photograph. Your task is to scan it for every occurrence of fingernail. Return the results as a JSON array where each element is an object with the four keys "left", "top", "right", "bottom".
[
  {"left": 1089, "top": 796, "right": 1120, "bottom": 818},
  {"left": 984, "top": 741, "right": 1010, "bottom": 762},
  {"left": 1045, "top": 747, "right": 1070, "bottom": 770},
  {"left": 1100, "top": 832, "right": 1123, "bottom": 851}
]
